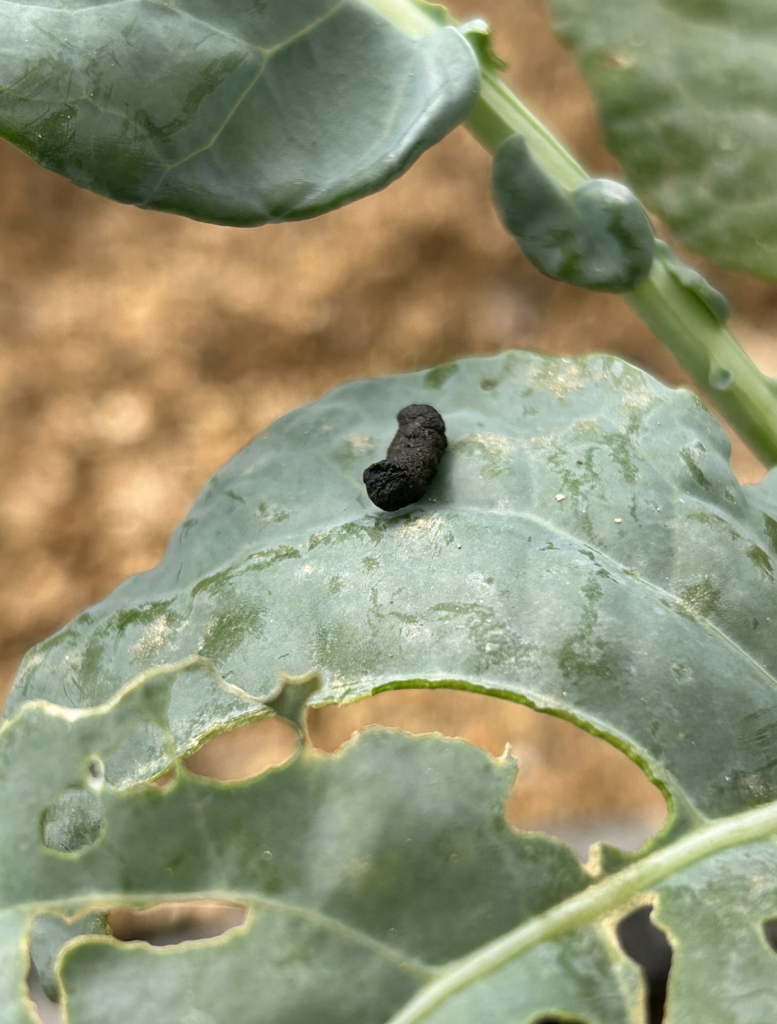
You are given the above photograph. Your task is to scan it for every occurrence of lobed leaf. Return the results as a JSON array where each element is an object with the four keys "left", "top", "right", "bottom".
[
  {"left": 0, "top": 673, "right": 604, "bottom": 1022},
  {"left": 6, "top": 352, "right": 777, "bottom": 1019},
  {"left": 0, "top": 0, "right": 478, "bottom": 224},
  {"left": 546, "top": 0, "right": 777, "bottom": 280},
  {"left": 2, "top": 667, "right": 777, "bottom": 1021},
  {"left": 9, "top": 350, "right": 777, "bottom": 831}
]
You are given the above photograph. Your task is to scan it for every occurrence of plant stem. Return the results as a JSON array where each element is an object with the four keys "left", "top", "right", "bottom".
[
  {"left": 467, "top": 73, "right": 588, "bottom": 190},
  {"left": 466, "top": 67, "right": 777, "bottom": 468},
  {"left": 628, "top": 267, "right": 777, "bottom": 466}
]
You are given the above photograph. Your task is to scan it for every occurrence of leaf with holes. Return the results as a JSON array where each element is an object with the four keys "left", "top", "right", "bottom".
[
  {"left": 0, "top": 670, "right": 607, "bottom": 1022},
  {"left": 0, "top": 0, "right": 478, "bottom": 224},
  {"left": 4, "top": 662, "right": 777, "bottom": 1022},
  {"left": 546, "top": 0, "right": 777, "bottom": 280},
  {"left": 6, "top": 352, "right": 777, "bottom": 1018},
  {"left": 9, "top": 349, "right": 777, "bottom": 838}
]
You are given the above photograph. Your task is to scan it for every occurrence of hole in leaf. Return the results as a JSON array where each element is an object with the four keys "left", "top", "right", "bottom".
[
  {"left": 86, "top": 755, "right": 105, "bottom": 788},
  {"left": 764, "top": 919, "right": 777, "bottom": 953},
  {"left": 29, "top": 912, "right": 108, "bottom": 1008},
  {"left": 185, "top": 715, "right": 298, "bottom": 781},
  {"left": 109, "top": 901, "right": 247, "bottom": 945},
  {"left": 29, "top": 963, "right": 63, "bottom": 1024},
  {"left": 153, "top": 766, "right": 177, "bottom": 791},
  {"left": 307, "top": 689, "right": 667, "bottom": 859},
  {"left": 42, "top": 788, "right": 105, "bottom": 854},
  {"left": 27, "top": 905, "right": 246, "bottom": 1022},
  {"left": 617, "top": 905, "right": 672, "bottom": 1024}
]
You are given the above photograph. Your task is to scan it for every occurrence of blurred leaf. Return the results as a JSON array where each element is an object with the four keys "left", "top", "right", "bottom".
[
  {"left": 3, "top": 663, "right": 777, "bottom": 1021},
  {"left": 0, "top": 0, "right": 478, "bottom": 224},
  {"left": 409, "top": 1, "right": 452, "bottom": 27},
  {"left": 9, "top": 349, "right": 777, "bottom": 835},
  {"left": 30, "top": 913, "right": 109, "bottom": 1003},
  {"left": 492, "top": 134, "right": 654, "bottom": 292},
  {"left": 547, "top": 0, "right": 777, "bottom": 280},
  {"left": 1, "top": 677, "right": 608, "bottom": 1022}
]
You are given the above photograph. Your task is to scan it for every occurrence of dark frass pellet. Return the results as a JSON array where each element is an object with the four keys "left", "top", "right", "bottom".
[{"left": 363, "top": 405, "right": 447, "bottom": 511}]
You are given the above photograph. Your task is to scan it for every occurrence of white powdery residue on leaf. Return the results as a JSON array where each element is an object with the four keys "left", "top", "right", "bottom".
[{"left": 131, "top": 616, "right": 173, "bottom": 661}]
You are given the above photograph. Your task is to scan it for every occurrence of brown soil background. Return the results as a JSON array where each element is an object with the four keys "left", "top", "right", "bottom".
[{"left": 3, "top": 0, "right": 776, "bottom": 841}]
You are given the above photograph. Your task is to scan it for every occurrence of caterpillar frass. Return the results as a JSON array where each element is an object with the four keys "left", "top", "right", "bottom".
[{"left": 363, "top": 404, "right": 447, "bottom": 511}]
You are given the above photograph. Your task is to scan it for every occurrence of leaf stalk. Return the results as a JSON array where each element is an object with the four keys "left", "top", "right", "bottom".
[{"left": 466, "top": 67, "right": 777, "bottom": 468}]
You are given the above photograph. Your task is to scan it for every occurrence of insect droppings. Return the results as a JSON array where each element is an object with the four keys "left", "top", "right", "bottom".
[{"left": 363, "top": 404, "right": 447, "bottom": 511}]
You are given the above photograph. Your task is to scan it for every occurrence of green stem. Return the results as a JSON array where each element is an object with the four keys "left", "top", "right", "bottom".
[
  {"left": 467, "top": 72, "right": 588, "bottom": 190},
  {"left": 628, "top": 267, "right": 777, "bottom": 466},
  {"left": 466, "top": 68, "right": 777, "bottom": 468}
]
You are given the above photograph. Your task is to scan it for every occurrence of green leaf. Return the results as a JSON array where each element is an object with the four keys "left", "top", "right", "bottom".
[
  {"left": 492, "top": 135, "right": 654, "bottom": 292},
  {"left": 3, "top": 667, "right": 777, "bottom": 1021},
  {"left": 6, "top": 352, "right": 777, "bottom": 1019},
  {"left": 648, "top": 840, "right": 777, "bottom": 1020},
  {"left": 0, "top": 0, "right": 478, "bottom": 224},
  {"left": 546, "top": 0, "right": 777, "bottom": 280},
  {"left": 1, "top": 676, "right": 600, "bottom": 1021},
  {"left": 12, "top": 350, "right": 777, "bottom": 827},
  {"left": 30, "top": 913, "right": 108, "bottom": 1003},
  {"left": 398, "top": 811, "right": 777, "bottom": 1024}
]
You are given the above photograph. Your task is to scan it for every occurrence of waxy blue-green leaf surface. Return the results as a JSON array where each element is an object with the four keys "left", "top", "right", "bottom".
[
  {"left": 492, "top": 135, "right": 655, "bottom": 292},
  {"left": 30, "top": 913, "right": 108, "bottom": 1003},
  {"left": 0, "top": 0, "right": 478, "bottom": 223},
  {"left": 8, "top": 351, "right": 777, "bottom": 835},
  {"left": 0, "top": 673, "right": 621, "bottom": 1023},
  {"left": 3, "top": 665, "right": 777, "bottom": 1022},
  {"left": 5, "top": 353, "right": 777, "bottom": 1020},
  {"left": 546, "top": 0, "right": 777, "bottom": 280}
]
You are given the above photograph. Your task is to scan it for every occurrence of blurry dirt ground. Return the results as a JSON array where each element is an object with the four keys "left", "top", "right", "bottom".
[{"left": 2, "top": 0, "right": 776, "bottom": 839}]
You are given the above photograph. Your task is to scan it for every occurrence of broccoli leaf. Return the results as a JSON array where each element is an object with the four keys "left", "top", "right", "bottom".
[
  {"left": 8, "top": 350, "right": 777, "bottom": 838},
  {"left": 2, "top": 664, "right": 777, "bottom": 1021},
  {"left": 0, "top": 0, "right": 478, "bottom": 224},
  {"left": 546, "top": 0, "right": 777, "bottom": 280}
]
